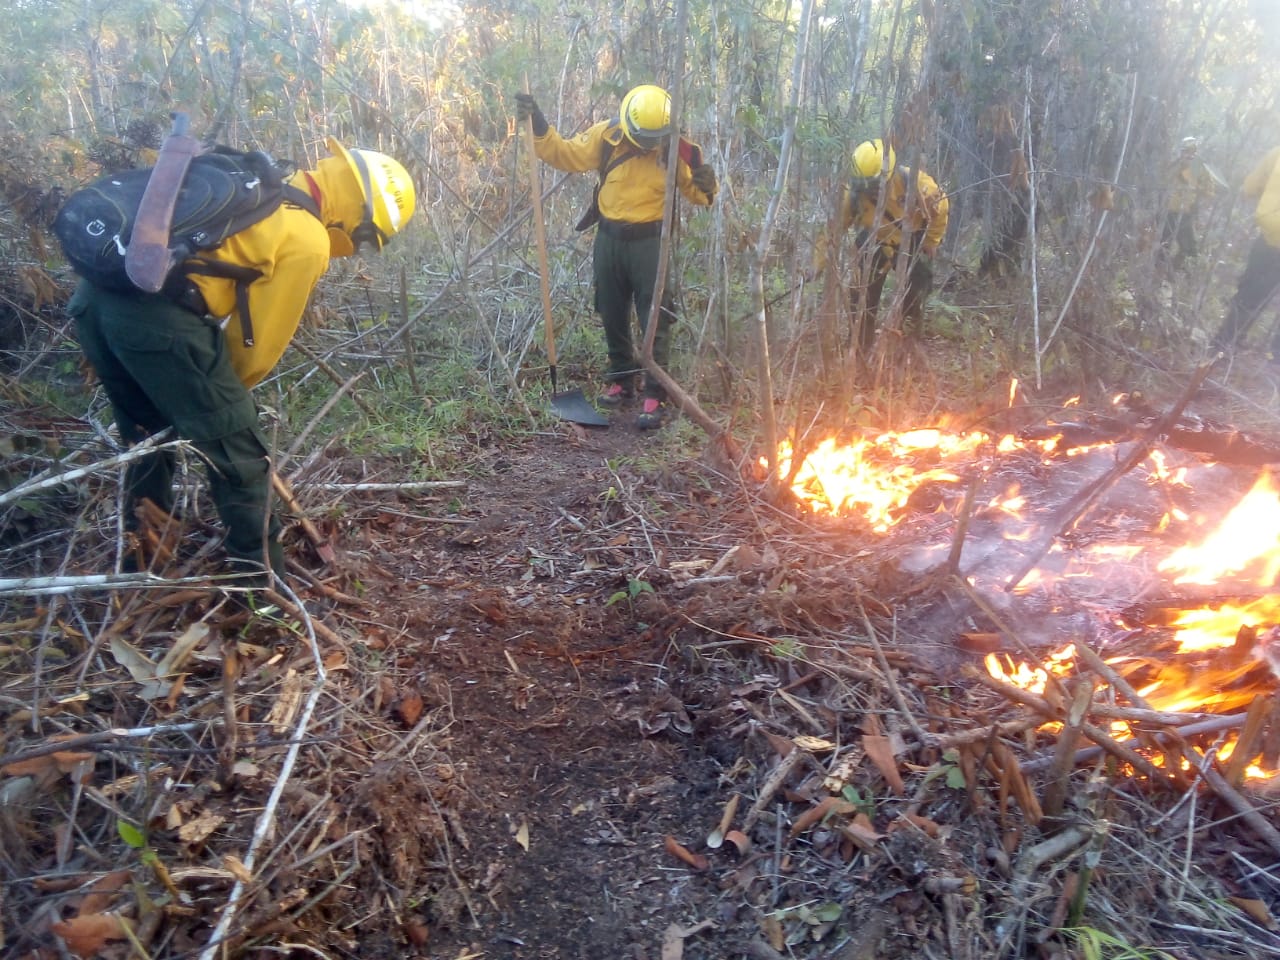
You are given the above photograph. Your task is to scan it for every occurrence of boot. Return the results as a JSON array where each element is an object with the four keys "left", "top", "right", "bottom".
[
  {"left": 635, "top": 398, "right": 668, "bottom": 430},
  {"left": 597, "top": 381, "right": 635, "bottom": 408}
]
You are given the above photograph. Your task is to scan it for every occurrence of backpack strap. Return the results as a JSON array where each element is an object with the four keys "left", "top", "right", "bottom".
[
  {"left": 181, "top": 260, "right": 264, "bottom": 346},
  {"left": 179, "top": 183, "right": 322, "bottom": 347},
  {"left": 575, "top": 122, "right": 637, "bottom": 232},
  {"left": 283, "top": 182, "right": 321, "bottom": 221},
  {"left": 598, "top": 121, "right": 636, "bottom": 182}
]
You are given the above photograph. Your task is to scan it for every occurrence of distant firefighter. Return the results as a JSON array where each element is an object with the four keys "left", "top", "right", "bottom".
[
  {"left": 811, "top": 139, "right": 949, "bottom": 355},
  {"left": 1158, "top": 136, "right": 1221, "bottom": 272},
  {"left": 1213, "top": 145, "right": 1280, "bottom": 355}
]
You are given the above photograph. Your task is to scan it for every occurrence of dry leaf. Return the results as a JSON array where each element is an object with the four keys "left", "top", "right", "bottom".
[
  {"left": 661, "top": 923, "right": 686, "bottom": 960},
  {"left": 790, "top": 796, "right": 857, "bottom": 838},
  {"left": 51, "top": 912, "right": 130, "bottom": 958},
  {"left": 1230, "top": 896, "right": 1279, "bottom": 930},
  {"left": 375, "top": 675, "right": 396, "bottom": 712},
  {"left": 3, "top": 749, "right": 93, "bottom": 778},
  {"left": 154, "top": 622, "right": 209, "bottom": 677},
  {"left": 724, "top": 830, "right": 752, "bottom": 856},
  {"left": 177, "top": 809, "right": 226, "bottom": 846},
  {"left": 792, "top": 734, "right": 836, "bottom": 753},
  {"left": 222, "top": 855, "right": 253, "bottom": 884},
  {"left": 264, "top": 669, "right": 304, "bottom": 734},
  {"left": 514, "top": 819, "right": 530, "bottom": 852},
  {"left": 840, "top": 813, "right": 886, "bottom": 852},
  {"left": 822, "top": 748, "right": 861, "bottom": 794},
  {"left": 661, "top": 919, "right": 716, "bottom": 959},
  {"left": 395, "top": 690, "right": 424, "bottom": 727},
  {"left": 79, "top": 870, "right": 130, "bottom": 915},
  {"left": 707, "top": 793, "right": 740, "bottom": 849},
  {"left": 862, "top": 733, "right": 907, "bottom": 796},
  {"left": 761, "top": 729, "right": 796, "bottom": 758},
  {"left": 405, "top": 917, "right": 430, "bottom": 947},
  {"left": 898, "top": 812, "right": 941, "bottom": 838},
  {"left": 762, "top": 912, "right": 785, "bottom": 950},
  {"left": 663, "top": 834, "right": 709, "bottom": 871}
]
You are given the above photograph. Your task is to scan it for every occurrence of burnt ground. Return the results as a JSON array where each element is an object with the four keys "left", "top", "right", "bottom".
[{"left": 5, "top": 391, "right": 1280, "bottom": 960}]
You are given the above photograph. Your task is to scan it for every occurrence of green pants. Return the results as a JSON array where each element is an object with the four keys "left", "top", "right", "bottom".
[
  {"left": 69, "top": 279, "right": 283, "bottom": 578},
  {"left": 592, "top": 225, "right": 675, "bottom": 400},
  {"left": 854, "top": 239, "right": 934, "bottom": 353}
]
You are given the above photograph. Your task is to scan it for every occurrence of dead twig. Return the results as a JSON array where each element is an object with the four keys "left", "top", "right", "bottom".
[
  {"left": 0, "top": 432, "right": 183, "bottom": 510},
  {"left": 271, "top": 473, "right": 336, "bottom": 566},
  {"left": 198, "top": 582, "right": 330, "bottom": 960}
]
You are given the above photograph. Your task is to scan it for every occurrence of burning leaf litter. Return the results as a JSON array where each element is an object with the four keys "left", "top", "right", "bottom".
[{"left": 769, "top": 413, "right": 1280, "bottom": 779}]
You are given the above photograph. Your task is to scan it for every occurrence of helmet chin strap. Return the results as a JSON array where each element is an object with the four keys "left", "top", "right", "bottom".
[{"left": 347, "top": 149, "right": 388, "bottom": 251}]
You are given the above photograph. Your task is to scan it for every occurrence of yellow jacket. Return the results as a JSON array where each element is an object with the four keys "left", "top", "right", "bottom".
[
  {"left": 814, "top": 166, "right": 949, "bottom": 274},
  {"left": 533, "top": 120, "right": 713, "bottom": 223},
  {"left": 187, "top": 156, "right": 365, "bottom": 387},
  {"left": 1242, "top": 146, "right": 1280, "bottom": 248},
  {"left": 1166, "top": 155, "right": 1217, "bottom": 214}
]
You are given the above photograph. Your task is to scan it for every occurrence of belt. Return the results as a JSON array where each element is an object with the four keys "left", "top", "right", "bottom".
[
  {"left": 162, "top": 276, "right": 212, "bottom": 318},
  {"left": 598, "top": 217, "right": 662, "bottom": 241}
]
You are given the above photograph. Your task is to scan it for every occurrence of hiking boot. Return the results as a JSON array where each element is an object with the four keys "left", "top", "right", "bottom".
[
  {"left": 635, "top": 398, "right": 668, "bottom": 430},
  {"left": 597, "top": 382, "right": 634, "bottom": 408}
]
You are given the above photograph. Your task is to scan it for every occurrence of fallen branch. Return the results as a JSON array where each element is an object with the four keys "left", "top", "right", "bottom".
[
  {"left": 272, "top": 473, "right": 336, "bottom": 566},
  {"left": 969, "top": 668, "right": 1171, "bottom": 783},
  {"left": 0, "top": 433, "right": 183, "bottom": 510},
  {"left": 0, "top": 572, "right": 214, "bottom": 597},
  {"left": 1020, "top": 714, "right": 1248, "bottom": 773},
  {"left": 303, "top": 480, "right": 467, "bottom": 493},
  {"left": 1074, "top": 643, "right": 1280, "bottom": 858},
  {"left": 0, "top": 721, "right": 209, "bottom": 769}
]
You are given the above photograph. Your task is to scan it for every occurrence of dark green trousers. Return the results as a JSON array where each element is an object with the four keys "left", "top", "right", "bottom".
[
  {"left": 854, "top": 240, "right": 934, "bottom": 353},
  {"left": 1214, "top": 236, "right": 1280, "bottom": 352},
  {"left": 69, "top": 279, "right": 284, "bottom": 578},
  {"left": 592, "top": 226, "right": 675, "bottom": 400}
]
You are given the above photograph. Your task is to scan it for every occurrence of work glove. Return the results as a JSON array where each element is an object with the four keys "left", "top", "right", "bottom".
[
  {"left": 515, "top": 93, "right": 548, "bottom": 137},
  {"left": 690, "top": 163, "right": 717, "bottom": 196}
]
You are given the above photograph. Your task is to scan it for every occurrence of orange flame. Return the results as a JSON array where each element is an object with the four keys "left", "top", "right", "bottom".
[{"left": 1158, "top": 471, "right": 1280, "bottom": 588}]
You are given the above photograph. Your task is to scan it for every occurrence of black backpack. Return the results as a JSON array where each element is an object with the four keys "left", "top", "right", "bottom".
[{"left": 53, "top": 147, "right": 321, "bottom": 345}]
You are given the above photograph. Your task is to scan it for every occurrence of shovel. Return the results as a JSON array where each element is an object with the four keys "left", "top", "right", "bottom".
[{"left": 522, "top": 83, "right": 609, "bottom": 428}]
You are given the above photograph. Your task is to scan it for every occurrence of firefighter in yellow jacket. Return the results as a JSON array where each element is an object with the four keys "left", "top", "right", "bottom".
[
  {"left": 813, "top": 139, "right": 949, "bottom": 354},
  {"left": 1159, "top": 136, "right": 1220, "bottom": 272},
  {"left": 70, "top": 139, "right": 415, "bottom": 585},
  {"left": 1213, "top": 145, "right": 1280, "bottom": 354},
  {"left": 516, "top": 84, "right": 717, "bottom": 429}
]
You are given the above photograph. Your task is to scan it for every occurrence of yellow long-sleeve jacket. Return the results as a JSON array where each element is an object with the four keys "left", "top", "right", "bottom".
[
  {"left": 813, "top": 165, "right": 949, "bottom": 275},
  {"left": 186, "top": 155, "right": 365, "bottom": 387},
  {"left": 533, "top": 120, "right": 714, "bottom": 223},
  {"left": 1242, "top": 146, "right": 1280, "bottom": 248},
  {"left": 1166, "top": 155, "right": 1219, "bottom": 214}
]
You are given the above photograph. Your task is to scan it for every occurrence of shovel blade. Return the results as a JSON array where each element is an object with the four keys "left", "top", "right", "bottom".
[{"left": 550, "top": 388, "right": 609, "bottom": 427}]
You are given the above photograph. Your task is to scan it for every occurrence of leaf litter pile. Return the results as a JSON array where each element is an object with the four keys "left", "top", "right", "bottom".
[{"left": 4, "top": 397, "right": 1280, "bottom": 959}]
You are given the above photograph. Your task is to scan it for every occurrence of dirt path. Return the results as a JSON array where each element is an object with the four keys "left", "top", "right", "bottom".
[{"left": 333, "top": 418, "right": 759, "bottom": 958}]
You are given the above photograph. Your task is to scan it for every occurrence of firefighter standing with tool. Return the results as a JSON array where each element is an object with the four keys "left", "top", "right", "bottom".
[
  {"left": 515, "top": 84, "right": 717, "bottom": 429},
  {"left": 811, "top": 138, "right": 949, "bottom": 355}
]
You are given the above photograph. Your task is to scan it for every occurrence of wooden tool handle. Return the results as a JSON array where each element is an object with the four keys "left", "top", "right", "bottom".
[{"left": 523, "top": 76, "right": 559, "bottom": 389}]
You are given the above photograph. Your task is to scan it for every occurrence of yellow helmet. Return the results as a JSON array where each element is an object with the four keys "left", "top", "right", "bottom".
[
  {"left": 620, "top": 84, "right": 673, "bottom": 150},
  {"left": 327, "top": 137, "right": 416, "bottom": 250},
  {"left": 851, "top": 139, "right": 895, "bottom": 180}
]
